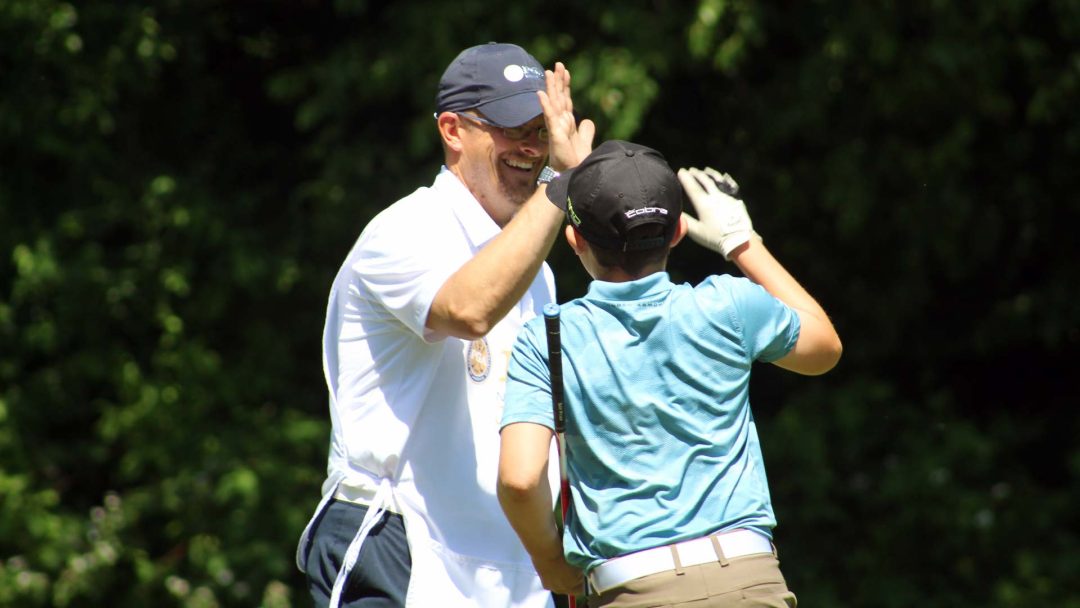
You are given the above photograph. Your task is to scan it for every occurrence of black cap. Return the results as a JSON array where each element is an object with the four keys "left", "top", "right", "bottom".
[
  {"left": 435, "top": 42, "right": 545, "bottom": 127},
  {"left": 546, "top": 140, "right": 682, "bottom": 251}
]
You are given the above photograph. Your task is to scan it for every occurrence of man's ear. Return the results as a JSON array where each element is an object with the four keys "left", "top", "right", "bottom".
[
  {"left": 565, "top": 224, "right": 588, "bottom": 256},
  {"left": 437, "top": 112, "right": 465, "bottom": 152}
]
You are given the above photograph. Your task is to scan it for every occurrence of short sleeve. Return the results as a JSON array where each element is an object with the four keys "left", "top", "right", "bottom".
[
  {"left": 352, "top": 207, "right": 463, "bottom": 342},
  {"left": 501, "top": 319, "right": 557, "bottom": 430},
  {"left": 717, "top": 276, "right": 801, "bottom": 363}
]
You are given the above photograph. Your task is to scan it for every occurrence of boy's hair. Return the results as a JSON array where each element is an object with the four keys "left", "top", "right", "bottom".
[{"left": 585, "top": 223, "right": 671, "bottom": 276}]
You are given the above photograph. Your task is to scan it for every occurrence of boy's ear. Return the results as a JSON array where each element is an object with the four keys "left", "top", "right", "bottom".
[
  {"left": 670, "top": 215, "right": 688, "bottom": 249},
  {"left": 565, "top": 224, "right": 589, "bottom": 255}
]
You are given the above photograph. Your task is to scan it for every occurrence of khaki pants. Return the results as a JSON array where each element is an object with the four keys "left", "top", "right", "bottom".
[{"left": 586, "top": 552, "right": 796, "bottom": 608}]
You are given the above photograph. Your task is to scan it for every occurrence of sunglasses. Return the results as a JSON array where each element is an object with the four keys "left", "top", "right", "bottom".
[{"left": 456, "top": 112, "right": 550, "bottom": 143}]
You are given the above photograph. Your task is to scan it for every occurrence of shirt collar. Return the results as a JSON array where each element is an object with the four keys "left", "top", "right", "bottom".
[
  {"left": 584, "top": 271, "right": 674, "bottom": 302},
  {"left": 435, "top": 167, "right": 501, "bottom": 248}
]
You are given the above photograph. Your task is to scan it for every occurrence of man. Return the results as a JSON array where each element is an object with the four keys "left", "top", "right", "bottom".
[
  {"left": 497, "top": 140, "right": 842, "bottom": 607},
  {"left": 296, "top": 42, "right": 595, "bottom": 607}
]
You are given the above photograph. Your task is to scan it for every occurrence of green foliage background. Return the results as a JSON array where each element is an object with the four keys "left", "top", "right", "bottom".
[{"left": 1, "top": 1, "right": 1077, "bottom": 606}]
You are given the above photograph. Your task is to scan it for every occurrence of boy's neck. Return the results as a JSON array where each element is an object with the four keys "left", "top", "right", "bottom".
[{"left": 592, "top": 264, "right": 667, "bottom": 283}]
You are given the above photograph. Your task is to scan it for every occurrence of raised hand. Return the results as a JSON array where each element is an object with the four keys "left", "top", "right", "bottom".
[
  {"left": 538, "top": 62, "right": 595, "bottom": 172},
  {"left": 677, "top": 167, "right": 759, "bottom": 260}
]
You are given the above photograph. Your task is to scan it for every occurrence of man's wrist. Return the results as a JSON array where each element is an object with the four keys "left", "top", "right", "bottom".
[{"left": 536, "top": 166, "right": 560, "bottom": 186}]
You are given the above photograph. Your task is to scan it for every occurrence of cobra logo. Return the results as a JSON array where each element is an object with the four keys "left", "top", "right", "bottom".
[{"left": 624, "top": 207, "right": 669, "bottom": 218}]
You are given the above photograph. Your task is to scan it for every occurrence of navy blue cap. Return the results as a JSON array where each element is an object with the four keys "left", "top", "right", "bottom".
[
  {"left": 435, "top": 42, "right": 545, "bottom": 128},
  {"left": 546, "top": 140, "right": 682, "bottom": 252}
]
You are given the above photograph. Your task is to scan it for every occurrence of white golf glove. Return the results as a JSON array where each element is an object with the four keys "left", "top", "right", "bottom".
[{"left": 677, "top": 167, "right": 760, "bottom": 260}]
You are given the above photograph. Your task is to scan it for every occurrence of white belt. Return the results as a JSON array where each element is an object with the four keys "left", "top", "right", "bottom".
[
  {"left": 588, "top": 529, "right": 773, "bottom": 594},
  {"left": 334, "top": 485, "right": 401, "bottom": 514}
]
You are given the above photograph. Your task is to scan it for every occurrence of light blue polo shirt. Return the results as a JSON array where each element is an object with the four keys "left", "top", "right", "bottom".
[{"left": 501, "top": 271, "right": 800, "bottom": 572}]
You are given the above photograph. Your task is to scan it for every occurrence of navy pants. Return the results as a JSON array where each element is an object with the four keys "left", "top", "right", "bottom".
[{"left": 303, "top": 500, "right": 412, "bottom": 608}]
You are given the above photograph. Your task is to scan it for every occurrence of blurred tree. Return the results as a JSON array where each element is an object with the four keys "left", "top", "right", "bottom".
[{"left": 1, "top": 0, "right": 1076, "bottom": 607}]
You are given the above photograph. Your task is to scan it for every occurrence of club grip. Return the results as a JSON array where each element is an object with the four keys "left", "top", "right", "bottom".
[{"left": 543, "top": 304, "right": 565, "bottom": 434}]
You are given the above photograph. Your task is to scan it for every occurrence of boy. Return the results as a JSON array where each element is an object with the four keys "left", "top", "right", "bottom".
[{"left": 497, "top": 140, "right": 842, "bottom": 607}]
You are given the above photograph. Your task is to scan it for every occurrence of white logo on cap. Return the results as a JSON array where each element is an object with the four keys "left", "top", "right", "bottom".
[
  {"left": 503, "top": 64, "right": 525, "bottom": 82},
  {"left": 625, "top": 207, "right": 669, "bottom": 218}
]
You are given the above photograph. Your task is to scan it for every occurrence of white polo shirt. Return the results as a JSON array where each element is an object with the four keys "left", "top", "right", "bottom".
[{"left": 313, "top": 167, "right": 557, "bottom": 607}]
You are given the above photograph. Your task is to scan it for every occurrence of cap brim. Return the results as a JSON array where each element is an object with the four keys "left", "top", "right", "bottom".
[
  {"left": 474, "top": 90, "right": 543, "bottom": 127},
  {"left": 544, "top": 168, "right": 576, "bottom": 210}
]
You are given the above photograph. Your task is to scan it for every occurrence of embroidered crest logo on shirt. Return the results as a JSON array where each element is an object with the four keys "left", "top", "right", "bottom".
[{"left": 467, "top": 338, "right": 491, "bottom": 382}]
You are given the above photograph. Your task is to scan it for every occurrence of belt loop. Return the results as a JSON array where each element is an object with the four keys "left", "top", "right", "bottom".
[
  {"left": 669, "top": 545, "right": 685, "bottom": 576},
  {"left": 709, "top": 534, "right": 730, "bottom": 567},
  {"left": 772, "top": 542, "right": 779, "bottom": 558}
]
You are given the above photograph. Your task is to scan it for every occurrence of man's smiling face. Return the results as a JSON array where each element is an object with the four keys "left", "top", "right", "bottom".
[{"left": 453, "top": 112, "right": 548, "bottom": 227}]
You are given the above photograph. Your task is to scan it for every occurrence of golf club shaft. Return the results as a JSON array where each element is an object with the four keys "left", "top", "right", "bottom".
[{"left": 543, "top": 303, "right": 576, "bottom": 608}]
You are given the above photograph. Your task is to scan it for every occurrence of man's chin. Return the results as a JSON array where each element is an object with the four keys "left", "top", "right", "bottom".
[{"left": 502, "top": 184, "right": 536, "bottom": 207}]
